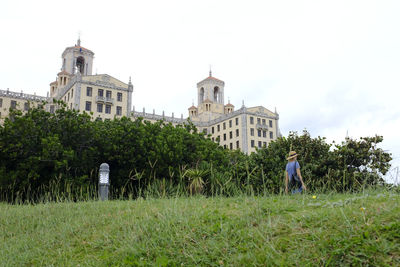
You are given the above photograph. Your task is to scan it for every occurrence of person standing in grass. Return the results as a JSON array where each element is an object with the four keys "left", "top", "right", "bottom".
[{"left": 285, "top": 151, "right": 307, "bottom": 194}]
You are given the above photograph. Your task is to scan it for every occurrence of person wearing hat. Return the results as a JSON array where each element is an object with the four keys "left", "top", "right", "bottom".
[{"left": 285, "top": 151, "right": 306, "bottom": 194}]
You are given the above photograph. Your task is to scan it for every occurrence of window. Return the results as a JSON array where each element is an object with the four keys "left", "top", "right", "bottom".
[
  {"left": 236, "top": 141, "right": 239, "bottom": 149},
  {"left": 258, "top": 141, "right": 262, "bottom": 148},
  {"left": 262, "top": 119, "right": 266, "bottom": 125},
  {"left": 251, "top": 140, "right": 255, "bottom": 147},
  {"left": 223, "top": 122, "right": 226, "bottom": 130},
  {"left": 258, "top": 129, "right": 261, "bottom": 137},
  {"left": 223, "top": 133, "right": 226, "bottom": 141},
  {"left": 97, "top": 103, "right": 103, "bottom": 113},
  {"left": 230, "top": 143, "right": 233, "bottom": 150},
  {"left": 235, "top": 117, "right": 239, "bottom": 125},
  {"left": 71, "top": 89, "right": 73, "bottom": 98},
  {"left": 70, "top": 103, "right": 72, "bottom": 109},
  {"left": 250, "top": 117, "right": 254, "bottom": 124},
  {"left": 236, "top": 129, "right": 239, "bottom": 137},
  {"left": 87, "top": 87, "right": 92, "bottom": 96},
  {"left": 85, "top": 101, "right": 92, "bottom": 111},
  {"left": 106, "top": 90, "right": 112, "bottom": 98},
  {"left": 250, "top": 128, "right": 254, "bottom": 136},
  {"left": 229, "top": 120, "right": 232, "bottom": 128},
  {"left": 212, "top": 127, "right": 214, "bottom": 134},
  {"left": 257, "top": 118, "right": 261, "bottom": 124},
  {"left": 117, "top": 92, "right": 122, "bottom": 102},
  {"left": 98, "top": 89, "right": 104, "bottom": 97},
  {"left": 212, "top": 137, "right": 214, "bottom": 142},
  {"left": 67, "top": 92, "right": 70, "bottom": 101},
  {"left": 24, "top": 102, "right": 29, "bottom": 111},
  {"left": 0, "top": 98, "right": 3, "bottom": 107},
  {"left": 224, "top": 145, "right": 227, "bottom": 149},
  {"left": 270, "top": 132, "right": 273, "bottom": 139},
  {"left": 269, "top": 120, "right": 273, "bottom": 127},
  {"left": 263, "top": 131, "right": 267, "bottom": 138},
  {"left": 229, "top": 131, "right": 233, "bottom": 139},
  {"left": 117, "top": 106, "right": 122, "bottom": 116},
  {"left": 11, "top": 100, "right": 17, "bottom": 109},
  {"left": 64, "top": 96, "right": 66, "bottom": 102},
  {"left": 105, "top": 104, "right": 111, "bottom": 114},
  {"left": 217, "top": 125, "right": 220, "bottom": 132}
]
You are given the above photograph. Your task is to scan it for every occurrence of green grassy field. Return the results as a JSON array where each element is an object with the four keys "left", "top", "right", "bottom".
[{"left": 1, "top": 190, "right": 399, "bottom": 266}]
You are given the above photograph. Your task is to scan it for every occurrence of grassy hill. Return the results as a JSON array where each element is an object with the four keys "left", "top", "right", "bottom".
[{"left": 1, "top": 190, "right": 399, "bottom": 266}]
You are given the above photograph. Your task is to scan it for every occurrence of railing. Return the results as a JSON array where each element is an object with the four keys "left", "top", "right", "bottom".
[
  {"left": 256, "top": 123, "right": 268, "bottom": 130},
  {"left": 0, "top": 89, "right": 48, "bottom": 102},
  {"left": 105, "top": 97, "right": 114, "bottom": 105},
  {"left": 131, "top": 111, "right": 186, "bottom": 124},
  {"left": 96, "top": 96, "right": 114, "bottom": 105},
  {"left": 96, "top": 96, "right": 105, "bottom": 103}
]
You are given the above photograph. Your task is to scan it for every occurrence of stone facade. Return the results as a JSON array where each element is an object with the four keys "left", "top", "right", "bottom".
[
  {"left": 49, "top": 39, "right": 133, "bottom": 119},
  {"left": 0, "top": 39, "right": 133, "bottom": 122},
  {"left": 0, "top": 89, "right": 49, "bottom": 123},
  {"left": 133, "top": 71, "right": 281, "bottom": 154},
  {"left": 1, "top": 40, "right": 280, "bottom": 154}
]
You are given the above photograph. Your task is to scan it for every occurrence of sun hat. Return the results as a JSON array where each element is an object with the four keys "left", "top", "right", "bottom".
[{"left": 287, "top": 151, "right": 298, "bottom": 160}]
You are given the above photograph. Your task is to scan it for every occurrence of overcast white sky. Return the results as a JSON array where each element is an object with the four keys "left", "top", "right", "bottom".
[{"left": 1, "top": 0, "right": 399, "bottom": 182}]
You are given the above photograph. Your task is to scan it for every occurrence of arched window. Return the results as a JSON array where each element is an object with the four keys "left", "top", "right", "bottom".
[
  {"left": 200, "top": 87, "right": 204, "bottom": 103},
  {"left": 76, "top": 56, "right": 85, "bottom": 74},
  {"left": 214, "top": 86, "right": 219, "bottom": 102}
]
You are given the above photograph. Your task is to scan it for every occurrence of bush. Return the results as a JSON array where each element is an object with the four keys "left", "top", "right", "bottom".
[
  {"left": 0, "top": 104, "right": 393, "bottom": 202},
  {"left": 249, "top": 130, "right": 392, "bottom": 193}
]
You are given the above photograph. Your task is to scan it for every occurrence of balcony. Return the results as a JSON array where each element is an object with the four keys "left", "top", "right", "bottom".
[
  {"left": 96, "top": 96, "right": 105, "bottom": 103},
  {"left": 256, "top": 123, "right": 268, "bottom": 130},
  {"left": 105, "top": 97, "right": 114, "bottom": 105},
  {"left": 96, "top": 95, "right": 114, "bottom": 105}
]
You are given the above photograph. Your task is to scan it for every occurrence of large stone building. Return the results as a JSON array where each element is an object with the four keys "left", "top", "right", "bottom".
[
  {"left": 1, "top": 40, "right": 280, "bottom": 154},
  {"left": 1, "top": 39, "right": 132, "bottom": 123},
  {"left": 132, "top": 70, "right": 281, "bottom": 154},
  {"left": 0, "top": 89, "right": 48, "bottom": 123},
  {"left": 49, "top": 39, "right": 133, "bottom": 119}
]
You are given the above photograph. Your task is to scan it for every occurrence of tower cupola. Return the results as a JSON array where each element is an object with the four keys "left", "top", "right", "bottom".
[
  {"left": 61, "top": 39, "right": 94, "bottom": 76},
  {"left": 196, "top": 72, "right": 225, "bottom": 105}
]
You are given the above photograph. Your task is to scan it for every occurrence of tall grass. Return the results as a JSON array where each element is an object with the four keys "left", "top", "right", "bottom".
[
  {"left": 1, "top": 166, "right": 397, "bottom": 204},
  {"left": 1, "top": 189, "right": 399, "bottom": 266}
]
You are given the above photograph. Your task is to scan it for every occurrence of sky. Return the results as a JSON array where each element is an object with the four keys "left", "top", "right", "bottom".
[{"left": 1, "top": 0, "right": 399, "bottom": 183}]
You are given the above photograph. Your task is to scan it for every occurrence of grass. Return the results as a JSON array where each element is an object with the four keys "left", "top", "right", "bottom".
[{"left": 0, "top": 190, "right": 399, "bottom": 266}]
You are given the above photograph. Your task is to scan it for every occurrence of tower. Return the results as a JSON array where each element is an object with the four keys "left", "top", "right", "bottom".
[
  {"left": 194, "top": 70, "right": 225, "bottom": 119},
  {"left": 197, "top": 69, "right": 225, "bottom": 106},
  {"left": 61, "top": 38, "right": 94, "bottom": 76},
  {"left": 189, "top": 70, "right": 235, "bottom": 121}
]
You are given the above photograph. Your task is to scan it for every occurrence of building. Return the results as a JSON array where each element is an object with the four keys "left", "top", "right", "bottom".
[
  {"left": 49, "top": 38, "right": 133, "bottom": 119},
  {"left": 0, "top": 89, "right": 48, "bottom": 123},
  {"left": 1, "top": 39, "right": 132, "bottom": 123},
  {"left": 133, "top": 70, "right": 281, "bottom": 154},
  {"left": 1, "top": 40, "right": 280, "bottom": 154}
]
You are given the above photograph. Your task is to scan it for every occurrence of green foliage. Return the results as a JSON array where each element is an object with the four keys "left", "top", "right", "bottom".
[
  {"left": 0, "top": 103, "right": 393, "bottom": 202},
  {"left": 0, "top": 102, "right": 233, "bottom": 202},
  {"left": 249, "top": 130, "right": 392, "bottom": 193}
]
